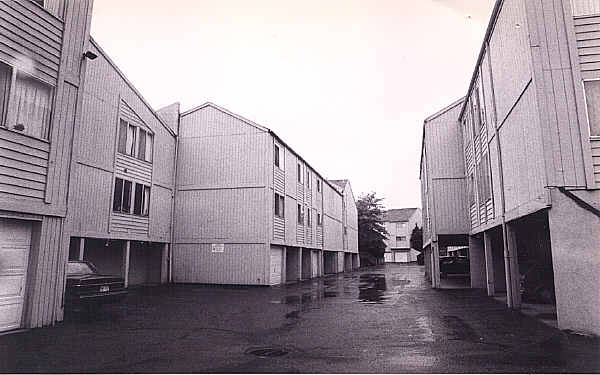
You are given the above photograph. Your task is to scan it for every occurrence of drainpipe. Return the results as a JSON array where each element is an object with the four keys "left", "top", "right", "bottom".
[
  {"left": 168, "top": 108, "right": 181, "bottom": 283},
  {"left": 486, "top": 41, "right": 517, "bottom": 308}
]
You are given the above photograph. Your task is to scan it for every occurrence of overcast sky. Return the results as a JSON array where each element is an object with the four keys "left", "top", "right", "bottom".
[{"left": 90, "top": 0, "right": 495, "bottom": 210}]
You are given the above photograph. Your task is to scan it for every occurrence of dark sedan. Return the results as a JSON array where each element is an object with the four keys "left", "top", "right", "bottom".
[
  {"left": 65, "top": 261, "right": 127, "bottom": 310},
  {"left": 439, "top": 256, "right": 470, "bottom": 278}
]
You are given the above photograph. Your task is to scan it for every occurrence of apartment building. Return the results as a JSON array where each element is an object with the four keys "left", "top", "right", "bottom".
[
  {"left": 382, "top": 208, "right": 422, "bottom": 263},
  {"left": 0, "top": 0, "right": 94, "bottom": 332},
  {"left": 171, "top": 103, "right": 359, "bottom": 285},
  {"left": 421, "top": 0, "right": 600, "bottom": 336},
  {"left": 65, "top": 39, "right": 177, "bottom": 288}
]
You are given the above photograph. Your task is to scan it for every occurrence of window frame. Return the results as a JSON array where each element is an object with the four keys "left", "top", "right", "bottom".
[
  {"left": 306, "top": 208, "right": 311, "bottom": 226},
  {"left": 297, "top": 203, "right": 304, "bottom": 224},
  {"left": 297, "top": 163, "right": 303, "bottom": 184},
  {"left": 582, "top": 78, "right": 600, "bottom": 139},
  {"left": 274, "top": 193, "right": 285, "bottom": 218},
  {"left": 0, "top": 64, "right": 55, "bottom": 141},
  {"left": 317, "top": 212, "right": 323, "bottom": 226},
  {"left": 118, "top": 118, "right": 154, "bottom": 162}
]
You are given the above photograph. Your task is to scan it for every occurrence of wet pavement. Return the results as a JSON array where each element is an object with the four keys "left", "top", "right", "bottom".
[{"left": 1, "top": 264, "right": 599, "bottom": 373}]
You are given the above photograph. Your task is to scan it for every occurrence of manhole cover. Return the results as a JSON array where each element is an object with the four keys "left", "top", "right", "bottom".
[{"left": 245, "top": 347, "right": 289, "bottom": 357}]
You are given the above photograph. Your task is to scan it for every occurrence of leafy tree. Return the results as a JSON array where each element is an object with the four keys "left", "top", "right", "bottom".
[
  {"left": 357, "top": 192, "right": 388, "bottom": 265},
  {"left": 410, "top": 224, "right": 423, "bottom": 252}
]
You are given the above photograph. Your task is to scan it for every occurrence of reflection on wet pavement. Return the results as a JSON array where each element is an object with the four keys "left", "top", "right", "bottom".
[{"left": 358, "top": 274, "right": 390, "bottom": 304}]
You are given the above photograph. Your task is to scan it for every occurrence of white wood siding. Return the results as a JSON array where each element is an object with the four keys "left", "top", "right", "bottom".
[{"left": 0, "top": 1, "right": 62, "bottom": 85}]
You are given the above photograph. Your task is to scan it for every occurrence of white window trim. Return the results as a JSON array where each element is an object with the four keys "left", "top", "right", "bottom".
[{"left": 582, "top": 78, "right": 600, "bottom": 140}]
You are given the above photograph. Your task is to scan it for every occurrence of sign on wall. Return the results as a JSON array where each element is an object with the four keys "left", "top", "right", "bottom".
[{"left": 211, "top": 243, "right": 225, "bottom": 253}]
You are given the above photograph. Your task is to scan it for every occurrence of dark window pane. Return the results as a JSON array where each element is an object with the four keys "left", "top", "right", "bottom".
[
  {"left": 118, "top": 119, "right": 127, "bottom": 154},
  {"left": 274, "top": 145, "right": 279, "bottom": 167},
  {"left": 274, "top": 194, "right": 279, "bottom": 216},
  {"left": 112, "top": 178, "right": 123, "bottom": 212},
  {"left": 134, "top": 183, "right": 143, "bottom": 215},
  {"left": 0, "top": 62, "right": 10, "bottom": 126},
  {"left": 143, "top": 185, "right": 150, "bottom": 216},
  {"left": 122, "top": 180, "right": 132, "bottom": 213},
  {"left": 137, "top": 129, "right": 146, "bottom": 160}
]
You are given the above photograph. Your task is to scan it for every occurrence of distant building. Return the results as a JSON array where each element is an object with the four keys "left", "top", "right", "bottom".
[{"left": 382, "top": 208, "right": 422, "bottom": 263}]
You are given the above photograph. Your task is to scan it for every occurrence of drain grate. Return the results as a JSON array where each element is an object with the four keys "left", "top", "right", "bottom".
[{"left": 245, "top": 347, "right": 289, "bottom": 357}]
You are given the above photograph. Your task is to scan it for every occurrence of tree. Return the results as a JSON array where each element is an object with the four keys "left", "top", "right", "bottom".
[
  {"left": 410, "top": 224, "right": 423, "bottom": 253},
  {"left": 357, "top": 192, "right": 388, "bottom": 265}
]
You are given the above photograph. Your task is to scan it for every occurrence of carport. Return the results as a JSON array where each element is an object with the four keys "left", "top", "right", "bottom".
[
  {"left": 69, "top": 238, "right": 168, "bottom": 287},
  {"left": 323, "top": 251, "right": 337, "bottom": 274},
  {"left": 285, "top": 247, "right": 301, "bottom": 282}
]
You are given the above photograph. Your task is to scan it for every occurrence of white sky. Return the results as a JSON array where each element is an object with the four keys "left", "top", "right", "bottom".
[{"left": 90, "top": 0, "right": 495, "bottom": 209}]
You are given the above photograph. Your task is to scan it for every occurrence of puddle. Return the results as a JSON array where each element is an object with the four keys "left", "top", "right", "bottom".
[{"left": 358, "top": 274, "right": 391, "bottom": 304}]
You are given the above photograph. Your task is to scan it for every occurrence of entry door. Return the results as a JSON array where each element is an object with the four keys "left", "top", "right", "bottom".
[
  {"left": 270, "top": 248, "right": 283, "bottom": 285},
  {"left": 311, "top": 251, "right": 318, "bottom": 277},
  {"left": 0, "top": 219, "right": 32, "bottom": 332}
]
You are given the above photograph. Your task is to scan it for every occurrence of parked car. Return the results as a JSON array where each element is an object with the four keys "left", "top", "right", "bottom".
[
  {"left": 65, "top": 261, "right": 127, "bottom": 310},
  {"left": 519, "top": 261, "right": 555, "bottom": 304},
  {"left": 439, "top": 256, "right": 470, "bottom": 278}
]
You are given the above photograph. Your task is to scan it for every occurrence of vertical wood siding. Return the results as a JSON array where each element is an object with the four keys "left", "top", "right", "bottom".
[
  {"left": 70, "top": 164, "right": 112, "bottom": 234},
  {"left": 0, "top": 1, "right": 62, "bottom": 85},
  {"left": 149, "top": 184, "right": 172, "bottom": 241},
  {"left": 173, "top": 243, "right": 267, "bottom": 285}
]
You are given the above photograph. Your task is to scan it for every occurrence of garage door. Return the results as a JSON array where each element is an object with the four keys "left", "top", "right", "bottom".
[
  {"left": 394, "top": 251, "right": 408, "bottom": 263},
  {"left": 270, "top": 247, "right": 283, "bottom": 285},
  {"left": 0, "top": 219, "right": 32, "bottom": 332}
]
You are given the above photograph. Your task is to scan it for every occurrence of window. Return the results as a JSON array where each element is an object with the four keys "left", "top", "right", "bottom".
[
  {"left": 477, "top": 153, "right": 491, "bottom": 203},
  {"left": 114, "top": 178, "right": 149, "bottom": 216},
  {"left": 113, "top": 178, "right": 133, "bottom": 213},
  {"left": 306, "top": 170, "right": 310, "bottom": 188},
  {"left": 307, "top": 209, "right": 311, "bottom": 226},
  {"left": 584, "top": 80, "right": 600, "bottom": 137},
  {"left": 297, "top": 163, "right": 303, "bottom": 183},
  {"left": 317, "top": 179, "right": 321, "bottom": 192},
  {"left": 396, "top": 236, "right": 406, "bottom": 242},
  {"left": 274, "top": 144, "right": 283, "bottom": 169},
  {"left": 117, "top": 119, "right": 127, "bottom": 153},
  {"left": 118, "top": 119, "right": 153, "bottom": 161},
  {"left": 468, "top": 172, "right": 476, "bottom": 206},
  {"left": 142, "top": 185, "right": 150, "bottom": 216},
  {"left": 317, "top": 213, "right": 322, "bottom": 226},
  {"left": 137, "top": 129, "right": 147, "bottom": 161},
  {"left": 297, "top": 204, "right": 304, "bottom": 224},
  {"left": 274, "top": 193, "right": 285, "bottom": 218},
  {"left": 0, "top": 62, "right": 10, "bottom": 126},
  {"left": 12, "top": 72, "right": 53, "bottom": 139},
  {"left": 344, "top": 226, "right": 347, "bottom": 235}
]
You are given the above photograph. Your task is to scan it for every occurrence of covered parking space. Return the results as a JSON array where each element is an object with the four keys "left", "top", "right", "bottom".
[{"left": 69, "top": 238, "right": 168, "bottom": 287}]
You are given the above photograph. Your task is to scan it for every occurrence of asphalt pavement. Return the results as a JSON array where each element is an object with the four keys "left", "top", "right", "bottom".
[{"left": 1, "top": 264, "right": 598, "bottom": 373}]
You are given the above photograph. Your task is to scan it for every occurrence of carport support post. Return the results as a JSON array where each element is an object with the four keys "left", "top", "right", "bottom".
[
  {"left": 504, "top": 224, "right": 521, "bottom": 309},
  {"left": 484, "top": 232, "right": 495, "bottom": 296},
  {"left": 122, "top": 240, "right": 131, "bottom": 288},
  {"left": 282, "top": 247, "right": 287, "bottom": 283},
  {"left": 78, "top": 237, "right": 85, "bottom": 261},
  {"left": 431, "top": 241, "right": 441, "bottom": 288},
  {"left": 298, "top": 248, "right": 303, "bottom": 281},
  {"left": 161, "top": 243, "right": 168, "bottom": 284}
]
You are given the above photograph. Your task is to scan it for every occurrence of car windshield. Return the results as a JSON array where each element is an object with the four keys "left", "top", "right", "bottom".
[{"left": 67, "top": 262, "right": 96, "bottom": 276}]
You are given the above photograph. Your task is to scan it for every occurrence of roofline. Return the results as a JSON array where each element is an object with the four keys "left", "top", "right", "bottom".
[
  {"left": 88, "top": 37, "right": 176, "bottom": 138},
  {"left": 457, "top": 0, "right": 504, "bottom": 121},
  {"left": 180, "top": 102, "right": 270, "bottom": 133},
  {"left": 420, "top": 97, "right": 465, "bottom": 179},
  {"left": 180, "top": 102, "right": 343, "bottom": 197}
]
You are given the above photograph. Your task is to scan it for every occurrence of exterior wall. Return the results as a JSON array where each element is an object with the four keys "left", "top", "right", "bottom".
[
  {"left": 322, "top": 182, "right": 343, "bottom": 251},
  {"left": 547, "top": 189, "right": 600, "bottom": 336},
  {"left": 421, "top": 100, "right": 469, "bottom": 252},
  {"left": 68, "top": 40, "right": 176, "bottom": 244},
  {"left": 0, "top": 1, "right": 93, "bottom": 329},
  {"left": 173, "top": 105, "right": 270, "bottom": 285},
  {"left": 341, "top": 182, "right": 359, "bottom": 253}
]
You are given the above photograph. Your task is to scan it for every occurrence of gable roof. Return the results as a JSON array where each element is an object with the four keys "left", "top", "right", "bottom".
[
  {"left": 382, "top": 208, "right": 419, "bottom": 222},
  {"left": 328, "top": 179, "right": 348, "bottom": 192},
  {"left": 181, "top": 102, "right": 343, "bottom": 197}
]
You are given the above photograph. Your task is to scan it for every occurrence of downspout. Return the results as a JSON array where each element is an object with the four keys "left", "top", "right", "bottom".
[
  {"left": 486, "top": 41, "right": 516, "bottom": 308},
  {"left": 168, "top": 111, "right": 180, "bottom": 283}
]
